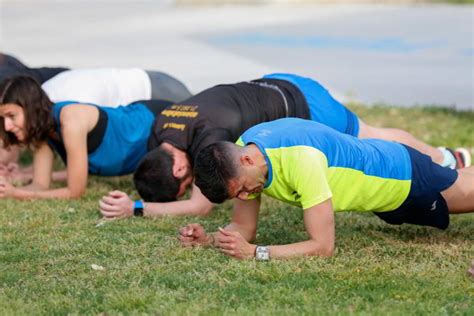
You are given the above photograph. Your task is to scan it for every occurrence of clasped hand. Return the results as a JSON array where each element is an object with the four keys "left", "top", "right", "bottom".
[
  {"left": 179, "top": 224, "right": 256, "bottom": 259},
  {"left": 99, "top": 190, "right": 134, "bottom": 218},
  {"left": 0, "top": 175, "right": 15, "bottom": 198}
]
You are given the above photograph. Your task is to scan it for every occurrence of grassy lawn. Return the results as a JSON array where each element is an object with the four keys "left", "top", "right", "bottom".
[
  {"left": 1, "top": 104, "right": 473, "bottom": 315},
  {"left": 439, "top": 0, "right": 474, "bottom": 3}
]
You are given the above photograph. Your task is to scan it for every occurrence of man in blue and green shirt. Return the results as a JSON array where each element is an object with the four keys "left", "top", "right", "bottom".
[{"left": 179, "top": 118, "right": 473, "bottom": 260}]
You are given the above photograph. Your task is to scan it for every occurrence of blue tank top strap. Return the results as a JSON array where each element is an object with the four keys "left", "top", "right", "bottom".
[
  {"left": 47, "top": 101, "right": 81, "bottom": 165},
  {"left": 51, "top": 101, "right": 79, "bottom": 131}
]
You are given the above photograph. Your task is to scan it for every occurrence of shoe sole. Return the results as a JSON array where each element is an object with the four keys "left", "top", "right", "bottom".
[{"left": 455, "top": 147, "right": 472, "bottom": 168}]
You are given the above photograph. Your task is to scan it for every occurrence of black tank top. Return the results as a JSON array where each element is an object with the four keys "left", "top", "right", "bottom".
[{"left": 148, "top": 78, "right": 310, "bottom": 162}]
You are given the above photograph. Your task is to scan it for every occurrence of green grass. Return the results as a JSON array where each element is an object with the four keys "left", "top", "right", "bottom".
[
  {"left": 442, "top": 0, "right": 474, "bottom": 3},
  {"left": 1, "top": 104, "right": 473, "bottom": 315}
]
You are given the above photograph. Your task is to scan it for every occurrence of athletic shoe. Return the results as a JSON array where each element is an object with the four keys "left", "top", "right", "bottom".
[{"left": 446, "top": 147, "right": 472, "bottom": 169}]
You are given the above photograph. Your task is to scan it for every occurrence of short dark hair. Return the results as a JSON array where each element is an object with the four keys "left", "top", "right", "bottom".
[
  {"left": 194, "top": 142, "right": 239, "bottom": 204},
  {"left": 0, "top": 75, "right": 54, "bottom": 148},
  {"left": 133, "top": 146, "right": 180, "bottom": 202}
]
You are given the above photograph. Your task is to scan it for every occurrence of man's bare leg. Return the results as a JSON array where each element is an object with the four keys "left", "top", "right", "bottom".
[
  {"left": 441, "top": 167, "right": 474, "bottom": 213},
  {"left": 358, "top": 120, "right": 445, "bottom": 164}
]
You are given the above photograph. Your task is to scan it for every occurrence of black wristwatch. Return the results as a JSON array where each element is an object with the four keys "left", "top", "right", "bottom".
[{"left": 133, "top": 200, "right": 144, "bottom": 217}]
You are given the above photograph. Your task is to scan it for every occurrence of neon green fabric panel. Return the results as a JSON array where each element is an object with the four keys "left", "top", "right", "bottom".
[
  {"left": 236, "top": 137, "right": 244, "bottom": 147},
  {"left": 327, "top": 167, "right": 410, "bottom": 212},
  {"left": 264, "top": 146, "right": 333, "bottom": 209}
]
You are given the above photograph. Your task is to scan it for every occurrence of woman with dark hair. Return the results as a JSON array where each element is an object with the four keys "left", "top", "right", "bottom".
[
  {"left": 0, "top": 53, "right": 68, "bottom": 174},
  {"left": 0, "top": 57, "right": 192, "bottom": 180},
  {"left": 0, "top": 75, "right": 171, "bottom": 199}
]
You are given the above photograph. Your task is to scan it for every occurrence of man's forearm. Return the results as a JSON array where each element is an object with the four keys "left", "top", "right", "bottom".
[
  {"left": 267, "top": 239, "right": 334, "bottom": 259},
  {"left": 210, "top": 229, "right": 334, "bottom": 260},
  {"left": 12, "top": 186, "right": 80, "bottom": 200},
  {"left": 144, "top": 199, "right": 213, "bottom": 217}
]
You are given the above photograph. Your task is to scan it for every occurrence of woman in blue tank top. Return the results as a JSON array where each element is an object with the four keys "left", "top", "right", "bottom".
[{"left": 0, "top": 75, "right": 167, "bottom": 200}]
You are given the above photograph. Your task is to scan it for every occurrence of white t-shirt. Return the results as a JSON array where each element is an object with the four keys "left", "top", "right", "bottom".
[{"left": 42, "top": 68, "right": 151, "bottom": 107}]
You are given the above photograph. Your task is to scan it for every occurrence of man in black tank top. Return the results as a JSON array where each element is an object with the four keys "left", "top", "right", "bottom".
[
  {"left": 147, "top": 79, "right": 309, "bottom": 163},
  {"left": 99, "top": 73, "right": 470, "bottom": 219},
  {"left": 134, "top": 78, "right": 310, "bottom": 203}
]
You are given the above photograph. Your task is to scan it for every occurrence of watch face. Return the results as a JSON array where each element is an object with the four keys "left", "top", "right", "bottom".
[
  {"left": 134, "top": 200, "right": 144, "bottom": 217},
  {"left": 134, "top": 208, "right": 144, "bottom": 217},
  {"left": 256, "top": 246, "right": 269, "bottom": 260}
]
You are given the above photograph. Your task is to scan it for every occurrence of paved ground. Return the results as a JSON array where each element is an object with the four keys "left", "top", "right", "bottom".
[{"left": 0, "top": 1, "right": 472, "bottom": 109}]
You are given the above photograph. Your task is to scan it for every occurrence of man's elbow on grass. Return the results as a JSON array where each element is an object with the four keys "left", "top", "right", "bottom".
[
  {"left": 195, "top": 203, "right": 214, "bottom": 216},
  {"left": 307, "top": 239, "right": 335, "bottom": 258},
  {"left": 189, "top": 186, "right": 215, "bottom": 216},
  {"left": 69, "top": 191, "right": 85, "bottom": 199},
  {"left": 182, "top": 201, "right": 214, "bottom": 216},
  {"left": 185, "top": 193, "right": 215, "bottom": 216},
  {"left": 67, "top": 186, "right": 86, "bottom": 199},
  {"left": 318, "top": 243, "right": 335, "bottom": 258}
]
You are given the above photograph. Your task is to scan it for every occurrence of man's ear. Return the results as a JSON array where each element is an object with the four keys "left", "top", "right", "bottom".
[
  {"left": 240, "top": 154, "right": 254, "bottom": 167},
  {"left": 172, "top": 156, "right": 190, "bottom": 179}
]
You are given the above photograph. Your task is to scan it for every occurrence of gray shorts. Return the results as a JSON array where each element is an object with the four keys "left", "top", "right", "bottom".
[{"left": 145, "top": 70, "right": 192, "bottom": 103}]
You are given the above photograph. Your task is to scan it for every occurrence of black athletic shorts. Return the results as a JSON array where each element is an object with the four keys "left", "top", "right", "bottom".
[{"left": 374, "top": 145, "right": 458, "bottom": 230}]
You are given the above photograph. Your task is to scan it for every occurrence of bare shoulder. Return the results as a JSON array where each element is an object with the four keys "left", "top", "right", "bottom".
[{"left": 59, "top": 103, "right": 99, "bottom": 130}]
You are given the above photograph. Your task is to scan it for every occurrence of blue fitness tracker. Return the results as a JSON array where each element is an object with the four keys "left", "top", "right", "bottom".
[{"left": 133, "top": 200, "right": 144, "bottom": 217}]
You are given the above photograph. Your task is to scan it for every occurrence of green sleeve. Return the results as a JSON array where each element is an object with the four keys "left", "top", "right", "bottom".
[
  {"left": 235, "top": 137, "right": 244, "bottom": 146},
  {"left": 288, "top": 147, "right": 332, "bottom": 210}
]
